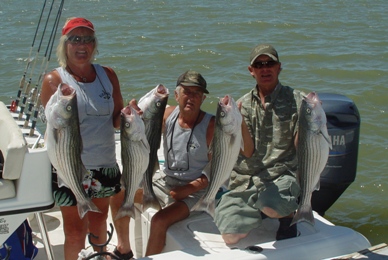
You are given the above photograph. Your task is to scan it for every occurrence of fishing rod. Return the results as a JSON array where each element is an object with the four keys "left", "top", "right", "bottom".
[
  {"left": 18, "top": 0, "right": 56, "bottom": 120},
  {"left": 29, "top": 95, "right": 42, "bottom": 137},
  {"left": 24, "top": 0, "right": 63, "bottom": 129},
  {"left": 11, "top": 0, "right": 48, "bottom": 112},
  {"left": 23, "top": 87, "right": 38, "bottom": 128},
  {"left": 29, "top": 0, "right": 64, "bottom": 136}
]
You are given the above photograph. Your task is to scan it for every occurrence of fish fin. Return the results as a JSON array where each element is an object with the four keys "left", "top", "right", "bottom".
[
  {"left": 320, "top": 127, "right": 332, "bottom": 149},
  {"left": 206, "top": 200, "right": 216, "bottom": 219},
  {"left": 142, "top": 193, "right": 161, "bottom": 212},
  {"left": 208, "top": 141, "right": 214, "bottom": 156},
  {"left": 192, "top": 198, "right": 216, "bottom": 219},
  {"left": 230, "top": 134, "right": 237, "bottom": 148},
  {"left": 153, "top": 158, "right": 160, "bottom": 173},
  {"left": 202, "top": 162, "right": 211, "bottom": 179},
  {"left": 77, "top": 200, "right": 101, "bottom": 219},
  {"left": 53, "top": 128, "right": 59, "bottom": 143},
  {"left": 291, "top": 204, "right": 315, "bottom": 227},
  {"left": 141, "top": 137, "right": 151, "bottom": 152},
  {"left": 115, "top": 205, "right": 136, "bottom": 220},
  {"left": 314, "top": 180, "right": 320, "bottom": 191}
]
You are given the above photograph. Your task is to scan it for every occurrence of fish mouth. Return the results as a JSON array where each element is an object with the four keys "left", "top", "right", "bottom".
[
  {"left": 121, "top": 105, "right": 132, "bottom": 116},
  {"left": 303, "top": 92, "right": 323, "bottom": 107},
  {"left": 220, "top": 95, "right": 231, "bottom": 106},
  {"left": 306, "top": 92, "right": 317, "bottom": 99},
  {"left": 58, "top": 83, "right": 76, "bottom": 99},
  {"left": 155, "top": 84, "right": 169, "bottom": 97}
]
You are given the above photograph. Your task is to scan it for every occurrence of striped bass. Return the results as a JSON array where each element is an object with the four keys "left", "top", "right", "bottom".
[
  {"left": 116, "top": 105, "right": 150, "bottom": 220},
  {"left": 45, "top": 83, "right": 100, "bottom": 219},
  {"left": 138, "top": 84, "right": 169, "bottom": 211},
  {"left": 291, "top": 92, "right": 332, "bottom": 226},
  {"left": 192, "top": 95, "right": 243, "bottom": 218}
]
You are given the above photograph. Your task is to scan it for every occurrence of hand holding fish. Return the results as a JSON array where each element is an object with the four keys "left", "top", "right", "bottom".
[
  {"left": 138, "top": 84, "right": 169, "bottom": 211},
  {"left": 116, "top": 104, "right": 150, "bottom": 220},
  {"left": 45, "top": 83, "right": 101, "bottom": 219},
  {"left": 192, "top": 95, "right": 243, "bottom": 218},
  {"left": 291, "top": 92, "right": 332, "bottom": 226}
]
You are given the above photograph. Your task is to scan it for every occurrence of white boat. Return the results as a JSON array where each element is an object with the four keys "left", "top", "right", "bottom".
[{"left": 0, "top": 98, "right": 374, "bottom": 260}]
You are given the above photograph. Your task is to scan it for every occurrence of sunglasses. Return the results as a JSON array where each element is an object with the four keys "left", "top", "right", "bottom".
[
  {"left": 66, "top": 35, "right": 95, "bottom": 45},
  {"left": 251, "top": 60, "right": 278, "bottom": 69}
]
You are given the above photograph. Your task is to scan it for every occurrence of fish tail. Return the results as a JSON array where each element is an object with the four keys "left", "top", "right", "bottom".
[
  {"left": 142, "top": 194, "right": 161, "bottom": 212},
  {"left": 206, "top": 200, "right": 216, "bottom": 219},
  {"left": 115, "top": 205, "right": 136, "bottom": 220},
  {"left": 291, "top": 204, "right": 314, "bottom": 226},
  {"left": 77, "top": 200, "right": 101, "bottom": 219},
  {"left": 192, "top": 198, "right": 216, "bottom": 219},
  {"left": 191, "top": 198, "right": 203, "bottom": 212}
]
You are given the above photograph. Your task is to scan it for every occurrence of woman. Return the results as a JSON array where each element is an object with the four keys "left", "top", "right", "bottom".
[{"left": 40, "top": 17, "right": 132, "bottom": 259}]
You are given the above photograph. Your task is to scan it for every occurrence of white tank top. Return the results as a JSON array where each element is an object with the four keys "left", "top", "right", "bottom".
[
  {"left": 56, "top": 64, "right": 116, "bottom": 168},
  {"left": 163, "top": 107, "right": 212, "bottom": 181}
]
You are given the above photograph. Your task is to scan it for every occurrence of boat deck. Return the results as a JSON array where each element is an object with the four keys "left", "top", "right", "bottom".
[
  {"left": 30, "top": 206, "right": 119, "bottom": 260},
  {"left": 29, "top": 205, "right": 377, "bottom": 260}
]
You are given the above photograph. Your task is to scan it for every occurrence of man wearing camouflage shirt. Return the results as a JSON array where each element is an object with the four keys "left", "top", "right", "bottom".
[{"left": 215, "top": 44, "right": 305, "bottom": 243}]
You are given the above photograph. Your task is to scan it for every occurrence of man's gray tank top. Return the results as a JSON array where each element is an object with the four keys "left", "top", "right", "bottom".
[
  {"left": 56, "top": 64, "right": 116, "bottom": 169},
  {"left": 163, "top": 107, "right": 212, "bottom": 181}
]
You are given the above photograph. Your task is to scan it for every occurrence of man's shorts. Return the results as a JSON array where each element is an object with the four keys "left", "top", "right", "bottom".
[
  {"left": 214, "top": 174, "right": 300, "bottom": 234},
  {"left": 153, "top": 173, "right": 207, "bottom": 210},
  {"left": 52, "top": 164, "right": 122, "bottom": 207}
]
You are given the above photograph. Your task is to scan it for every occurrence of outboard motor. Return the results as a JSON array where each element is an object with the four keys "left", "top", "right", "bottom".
[{"left": 311, "top": 93, "right": 361, "bottom": 216}]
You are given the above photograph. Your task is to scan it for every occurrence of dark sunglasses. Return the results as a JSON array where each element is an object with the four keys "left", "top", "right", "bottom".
[
  {"left": 66, "top": 35, "right": 95, "bottom": 45},
  {"left": 251, "top": 60, "right": 278, "bottom": 69}
]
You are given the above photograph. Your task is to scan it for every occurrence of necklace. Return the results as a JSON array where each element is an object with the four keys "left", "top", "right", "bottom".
[
  {"left": 66, "top": 66, "right": 88, "bottom": 82},
  {"left": 166, "top": 111, "right": 202, "bottom": 171}
]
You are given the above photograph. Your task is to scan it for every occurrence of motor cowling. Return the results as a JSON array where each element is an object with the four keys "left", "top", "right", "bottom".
[{"left": 311, "top": 93, "right": 361, "bottom": 216}]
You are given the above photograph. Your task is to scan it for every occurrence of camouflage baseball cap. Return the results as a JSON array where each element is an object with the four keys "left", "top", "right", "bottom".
[
  {"left": 249, "top": 44, "right": 279, "bottom": 65},
  {"left": 176, "top": 70, "right": 209, "bottom": 94}
]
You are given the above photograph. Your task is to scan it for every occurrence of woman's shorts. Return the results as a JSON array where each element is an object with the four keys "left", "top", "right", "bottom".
[
  {"left": 52, "top": 164, "right": 122, "bottom": 207},
  {"left": 214, "top": 174, "right": 300, "bottom": 234}
]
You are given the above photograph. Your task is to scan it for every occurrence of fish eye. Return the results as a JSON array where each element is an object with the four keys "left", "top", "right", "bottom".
[
  {"left": 125, "top": 122, "right": 130, "bottom": 128},
  {"left": 66, "top": 105, "right": 72, "bottom": 111},
  {"left": 220, "top": 111, "right": 225, "bottom": 117},
  {"left": 156, "top": 101, "right": 161, "bottom": 107}
]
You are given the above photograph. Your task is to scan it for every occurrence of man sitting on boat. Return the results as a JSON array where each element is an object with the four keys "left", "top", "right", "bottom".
[
  {"left": 140, "top": 70, "right": 215, "bottom": 256},
  {"left": 215, "top": 44, "right": 304, "bottom": 243}
]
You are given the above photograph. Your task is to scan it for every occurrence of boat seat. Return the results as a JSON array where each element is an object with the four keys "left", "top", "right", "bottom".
[
  {"left": 0, "top": 178, "right": 16, "bottom": 200},
  {"left": 0, "top": 101, "right": 28, "bottom": 200},
  {"left": 0, "top": 102, "right": 54, "bottom": 251}
]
